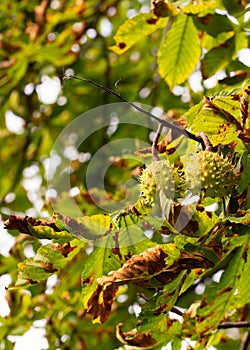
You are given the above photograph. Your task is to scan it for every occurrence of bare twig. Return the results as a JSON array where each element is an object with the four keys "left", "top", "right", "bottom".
[
  {"left": 240, "top": 331, "right": 250, "bottom": 350},
  {"left": 170, "top": 306, "right": 183, "bottom": 317},
  {"left": 218, "top": 321, "right": 250, "bottom": 329},
  {"left": 240, "top": 96, "right": 249, "bottom": 128},
  {"left": 65, "top": 75, "right": 205, "bottom": 146},
  {"left": 195, "top": 132, "right": 213, "bottom": 151},
  {"left": 152, "top": 124, "right": 163, "bottom": 161},
  {"left": 221, "top": 197, "right": 227, "bottom": 217}
]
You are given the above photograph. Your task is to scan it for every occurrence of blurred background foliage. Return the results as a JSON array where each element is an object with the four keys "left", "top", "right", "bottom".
[{"left": 0, "top": 0, "right": 249, "bottom": 349}]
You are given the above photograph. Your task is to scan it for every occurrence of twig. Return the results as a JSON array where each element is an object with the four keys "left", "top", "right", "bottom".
[
  {"left": 240, "top": 96, "right": 249, "bottom": 128},
  {"left": 152, "top": 124, "right": 163, "bottom": 161},
  {"left": 221, "top": 197, "right": 227, "bottom": 217},
  {"left": 240, "top": 331, "right": 250, "bottom": 350},
  {"left": 65, "top": 75, "right": 204, "bottom": 145},
  {"left": 195, "top": 132, "right": 213, "bottom": 151},
  {"left": 218, "top": 321, "right": 250, "bottom": 329},
  {"left": 170, "top": 306, "right": 183, "bottom": 317}
]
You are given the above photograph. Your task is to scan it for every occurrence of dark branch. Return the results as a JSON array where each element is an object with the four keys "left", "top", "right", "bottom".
[
  {"left": 218, "top": 321, "right": 250, "bottom": 329},
  {"left": 152, "top": 124, "right": 163, "bottom": 161},
  {"left": 65, "top": 75, "right": 204, "bottom": 145},
  {"left": 240, "top": 331, "right": 250, "bottom": 350},
  {"left": 195, "top": 132, "right": 213, "bottom": 151}
]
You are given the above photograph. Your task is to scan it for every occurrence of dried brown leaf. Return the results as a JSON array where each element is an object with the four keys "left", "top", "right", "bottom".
[
  {"left": 87, "top": 244, "right": 218, "bottom": 323},
  {"left": 116, "top": 323, "right": 157, "bottom": 348},
  {"left": 4, "top": 215, "right": 60, "bottom": 234}
]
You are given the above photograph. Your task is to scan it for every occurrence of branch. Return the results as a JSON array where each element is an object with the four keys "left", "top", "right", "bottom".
[
  {"left": 152, "top": 124, "right": 163, "bottom": 161},
  {"left": 65, "top": 75, "right": 205, "bottom": 146},
  {"left": 218, "top": 321, "right": 250, "bottom": 329},
  {"left": 195, "top": 132, "right": 213, "bottom": 151},
  {"left": 240, "top": 96, "right": 249, "bottom": 128},
  {"left": 240, "top": 331, "right": 250, "bottom": 350}
]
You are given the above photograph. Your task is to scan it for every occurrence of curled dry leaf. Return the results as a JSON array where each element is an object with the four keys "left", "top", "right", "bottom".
[
  {"left": 4, "top": 215, "right": 60, "bottom": 234},
  {"left": 87, "top": 244, "right": 218, "bottom": 323},
  {"left": 116, "top": 323, "right": 157, "bottom": 349}
]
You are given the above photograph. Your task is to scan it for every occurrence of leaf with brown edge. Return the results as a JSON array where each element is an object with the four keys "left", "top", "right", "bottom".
[
  {"left": 56, "top": 213, "right": 113, "bottom": 240},
  {"left": 4, "top": 214, "right": 74, "bottom": 241},
  {"left": 4, "top": 215, "right": 60, "bottom": 233},
  {"left": 116, "top": 323, "right": 157, "bottom": 348},
  {"left": 110, "top": 13, "right": 168, "bottom": 54},
  {"left": 86, "top": 243, "right": 219, "bottom": 323},
  {"left": 11, "top": 239, "right": 85, "bottom": 288},
  {"left": 196, "top": 237, "right": 249, "bottom": 340}
]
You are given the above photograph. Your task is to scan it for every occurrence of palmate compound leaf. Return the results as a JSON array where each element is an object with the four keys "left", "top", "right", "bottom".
[
  {"left": 109, "top": 13, "right": 168, "bottom": 55},
  {"left": 196, "top": 235, "right": 249, "bottom": 342},
  {"left": 86, "top": 240, "right": 221, "bottom": 324},
  {"left": 157, "top": 14, "right": 201, "bottom": 89}
]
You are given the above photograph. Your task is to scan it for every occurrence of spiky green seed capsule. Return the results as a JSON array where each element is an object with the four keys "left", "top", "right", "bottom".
[
  {"left": 139, "top": 160, "right": 182, "bottom": 204},
  {"left": 186, "top": 151, "right": 238, "bottom": 198},
  {"left": 139, "top": 167, "right": 156, "bottom": 205}
]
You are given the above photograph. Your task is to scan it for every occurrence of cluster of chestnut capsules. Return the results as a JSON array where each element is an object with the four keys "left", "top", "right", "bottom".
[{"left": 139, "top": 151, "right": 239, "bottom": 205}]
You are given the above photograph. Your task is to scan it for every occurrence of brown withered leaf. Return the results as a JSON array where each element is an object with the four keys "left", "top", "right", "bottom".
[
  {"left": 87, "top": 284, "right": 119, "bottom": 323},
  {"left": 4, "top": 215, "right": 60, "bottom": 234},
  {"left": 116, "top": 323, "right": 157, "bottom": 348},
  {"left": 87, "top": 244, "right": 218, "bottom": 322},
  {"left": 50, "top": 242, "right": 76, "bottom": 258}
]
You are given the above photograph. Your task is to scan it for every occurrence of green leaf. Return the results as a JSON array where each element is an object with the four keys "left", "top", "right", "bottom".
[
  {"left": 110, "top": 13, "right": 168, "bottom": 54},
  {"left": 157, "top": 14, "right": 201, "bottom": 89},
  {"left": 202, "top": 31, "right": 235, "bottom": 51},
  {"left": 193, "top": 14, "right": 234, "bottom": 37},
  {"left": 230, "top": 245, "right": 250, "bottom": 308},
  {"left": 81, "top": 245, "right": 120, "bottom": 310},
  {"left": 201, "top": 37, "right": 235, "bottom": 78},
  {"left": 57, "top": 213, "right": 113, "bottom": 240},
  {"left": 196, "top": 236, "right": 249, "bottom": 335},
  {"left": 223, "top": 0, "right": 247, "bottom": 16},
  {"left": 186, "top": 95, "right": 244, "bottom": 147},
  {"left": 237, "top": 154, "right": 250, "bottom": 207},
  {"left": 13, "top": 239, "right": 85, "bottom": 287},
  {"left": 81, "top": 228, "right": 156, "bottom": 306},
  {"left": 138, "top": 272, "right": 186, "bottom": 329}
]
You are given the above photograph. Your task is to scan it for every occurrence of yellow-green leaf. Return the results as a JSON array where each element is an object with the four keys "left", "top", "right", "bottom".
[
  {"left": 13, "top": 239, "right": 85, "bottom": 288},
  {"left": 201, "top": 37, "right": 235, "bottom": 78},
  {"left": 110, "top": 13, "right": 168, "bottom": 54},
  {"left": 157, "top": 14, "right": 201, "bottom": 89}
]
